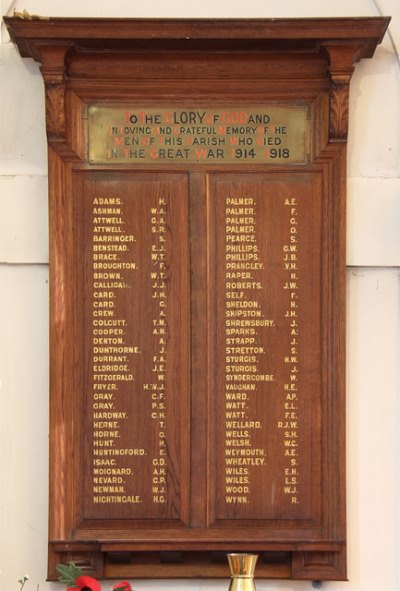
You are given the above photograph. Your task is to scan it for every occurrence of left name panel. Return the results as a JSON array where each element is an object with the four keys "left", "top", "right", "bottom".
[{"left": 74, "top": 172, "right": 190, "bottom": 524}]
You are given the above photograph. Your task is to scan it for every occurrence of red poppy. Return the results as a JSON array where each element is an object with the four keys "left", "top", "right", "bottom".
[
  {"left": 113, "top": 582, "right": 132, "bottom": 591},
  {"left": 67, "top": 575, "right": 102, "bottom": 591}
]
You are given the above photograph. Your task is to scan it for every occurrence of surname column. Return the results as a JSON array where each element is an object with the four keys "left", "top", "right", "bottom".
[
  {"left": 224, "top": 194, "right": 270, "bottom": 505},
  {"left": 91, "top": 195, "right": 143, "bottom": 506}
]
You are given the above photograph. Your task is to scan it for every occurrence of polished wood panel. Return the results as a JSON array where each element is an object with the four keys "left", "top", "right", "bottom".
[
  {"left": 74, "top": 172, "right": 190, "bottom": 526},
  {"left": 5, "top": 16, "right": 389, "bottom": 581}
]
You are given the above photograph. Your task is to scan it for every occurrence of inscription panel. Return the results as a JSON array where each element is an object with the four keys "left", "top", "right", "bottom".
[
  {"left": 209, "top": 173, "right": 322, "bottom": 524},
  {"left": 76, "top": 173, "right": 190, "bottom": 524},
  {"left": 88, "top": 106, "right": 309, "bottom": 165}
]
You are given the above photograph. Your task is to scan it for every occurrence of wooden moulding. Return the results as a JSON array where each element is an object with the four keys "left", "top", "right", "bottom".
[{"left": 5, "top": 16, "right": 390, "bottom": 581}]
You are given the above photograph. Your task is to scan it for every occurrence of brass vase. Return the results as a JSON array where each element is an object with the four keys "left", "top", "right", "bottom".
[{"left": 227, "top": 553, "right": 258, "bottom": 591}]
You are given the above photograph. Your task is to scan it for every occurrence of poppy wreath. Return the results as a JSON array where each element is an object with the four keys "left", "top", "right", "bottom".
[{"left": 56, "top": 562, "right": 133, "bottom": 591}]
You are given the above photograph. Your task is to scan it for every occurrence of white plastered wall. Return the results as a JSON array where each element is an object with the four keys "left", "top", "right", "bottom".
[{"left": 0, "top": 1, "right": 399, "bottom": 591}]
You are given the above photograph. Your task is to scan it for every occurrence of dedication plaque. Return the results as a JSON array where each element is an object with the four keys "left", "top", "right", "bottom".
[
  {"left": 5, "top": 15, "right": 390, "bottom": 582},
  {"left": 88, "top": 105, "right": 308, "bottom": 164}
]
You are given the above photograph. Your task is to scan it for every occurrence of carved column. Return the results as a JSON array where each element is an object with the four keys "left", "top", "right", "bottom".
[
  {"left": 38, "top": 45, "right": 70, "bottom": 140},
  {"left": 322, "top": 44, "right": 364, "bottom": 142}
]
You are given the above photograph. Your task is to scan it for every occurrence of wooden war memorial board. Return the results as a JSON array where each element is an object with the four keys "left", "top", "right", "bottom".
[{"left": 5, "top": 15, "right": 390, "bottom": 582}]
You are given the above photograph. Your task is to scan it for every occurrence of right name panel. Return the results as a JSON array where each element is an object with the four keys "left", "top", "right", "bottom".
[{"left": 208, "top": 172, "right": 323, "bottom": 527}]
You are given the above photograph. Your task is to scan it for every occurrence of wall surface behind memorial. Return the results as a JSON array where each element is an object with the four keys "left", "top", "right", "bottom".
[{"left": 0, "top": 1, "right": 399, "bottom": 591}]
